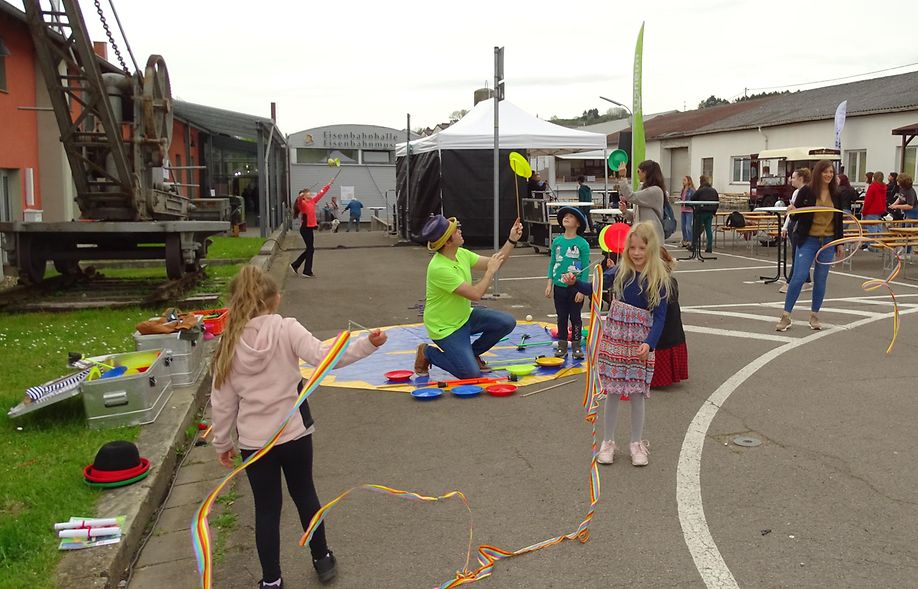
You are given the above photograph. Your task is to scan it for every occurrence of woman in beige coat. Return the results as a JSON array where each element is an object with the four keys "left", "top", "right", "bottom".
[{"left": 617, "top": 160, "right": 666, "bottom": 242}]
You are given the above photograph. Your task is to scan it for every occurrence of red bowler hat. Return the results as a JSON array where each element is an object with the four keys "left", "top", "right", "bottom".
[{"left": 83, "top": 441, "right": 151, "bottom": 487}]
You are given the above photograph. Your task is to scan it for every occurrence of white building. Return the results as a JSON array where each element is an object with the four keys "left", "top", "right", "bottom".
[
  {"left": 288, "top": 124, "right": 416, "bottom": 226},
  {"left": 604, "top": 70, "right": 918, "bottom": 195}
]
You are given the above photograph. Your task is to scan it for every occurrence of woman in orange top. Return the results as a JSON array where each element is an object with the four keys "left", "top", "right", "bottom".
[{"left": 290, "top": 184, "right": 331, "bottom": 278}]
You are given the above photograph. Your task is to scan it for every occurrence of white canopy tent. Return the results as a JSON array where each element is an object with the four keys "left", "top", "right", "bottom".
[
  {"left": 395, "top": 100, "right": 608, "bottom": 245},
  {"left": 395, "top": 100, "right": 607, "bottom": 155}
]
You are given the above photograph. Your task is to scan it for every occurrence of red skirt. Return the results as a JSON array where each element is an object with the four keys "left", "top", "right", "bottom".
[{"left": 650, "top": 343, "right": 688, "bottom": 388}]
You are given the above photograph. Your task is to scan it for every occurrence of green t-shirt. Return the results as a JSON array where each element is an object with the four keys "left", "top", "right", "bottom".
[
  {"left": 424, "top": 248, "right": 480, "bottom": 340},
  {"left": 548, "top": 234, "right": 590, "bottom": 287}
]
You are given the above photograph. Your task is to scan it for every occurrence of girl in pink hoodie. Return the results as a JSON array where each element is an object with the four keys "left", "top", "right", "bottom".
[{"left": 211, "top": 265, "right": 386, "bottom": 589}]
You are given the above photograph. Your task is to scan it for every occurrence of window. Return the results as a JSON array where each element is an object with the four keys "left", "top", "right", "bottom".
[
  {"left": 894, "top": 146, "right": 917, "bottom": 177},
  {"left": 731, "top": 156, "right": 750, "bottom": 183},
  {"left": 0, "top": 170, "right": 11, "bottom": 222},
  {"left": 701, "top": 157, "right": 713, "bottom": 182},
  {"left": 362, "top": 150, "right": 393, "bottom": 164},
  {"left": 0, "top": 37, "right": 8, "bottom": 92},
  {"left": 844, "top": 150, "right": 868, "bottom": 183}
]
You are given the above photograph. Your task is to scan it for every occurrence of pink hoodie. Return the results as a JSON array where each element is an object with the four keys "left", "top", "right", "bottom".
[{"left": 211, "top": 314, "right": 377, "bottom": 452}]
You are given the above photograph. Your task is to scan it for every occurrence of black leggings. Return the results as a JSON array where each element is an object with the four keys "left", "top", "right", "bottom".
[
  {"left": 291, "top": 224, "right": 316, "bottom": 275},
  {"left": 553, "top": 284, "right": 583, "bottom": 342},
  {"left": 240, "top": 434, "right": 328, "bottom": 582}
]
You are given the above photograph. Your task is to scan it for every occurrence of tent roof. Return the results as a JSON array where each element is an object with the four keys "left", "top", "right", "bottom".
[{"left": 396, "top": 100, "right": 606, "bottom": 156}]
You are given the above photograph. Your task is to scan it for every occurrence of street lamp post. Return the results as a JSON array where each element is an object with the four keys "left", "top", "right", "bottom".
[{"left": 599, "top": 96, "right": 632, "bottom": 208}]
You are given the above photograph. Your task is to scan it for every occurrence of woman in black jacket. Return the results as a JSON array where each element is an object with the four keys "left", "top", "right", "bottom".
[{"left": 775, "top": 160, "right": 844, "bottom": 332}]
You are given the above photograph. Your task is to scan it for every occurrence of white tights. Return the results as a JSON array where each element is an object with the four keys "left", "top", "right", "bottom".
[{"left": 603, "top": 393, "right": 645, "bottom": 444}]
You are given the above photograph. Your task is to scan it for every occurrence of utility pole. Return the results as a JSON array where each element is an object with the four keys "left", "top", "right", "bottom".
[{"left": 492, "top": 46, "right": 504, "bottom": 295}]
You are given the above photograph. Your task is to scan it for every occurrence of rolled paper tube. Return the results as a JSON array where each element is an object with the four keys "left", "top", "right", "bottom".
[
  {"left": 58, "top": 526, "right": 121, "bottom": 539},
  {"left": 54, "top": 518, "right": 119, "bottom": 530}
]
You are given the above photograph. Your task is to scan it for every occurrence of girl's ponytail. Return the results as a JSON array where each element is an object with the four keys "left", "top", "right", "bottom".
[{"left": 213, "top": 265, "right": 279, "bottom": 388}]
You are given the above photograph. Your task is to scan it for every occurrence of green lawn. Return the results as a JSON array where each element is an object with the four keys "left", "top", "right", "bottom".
[
  {"left": 206, "top": 236, "right": 266, "bottom": 260},
  {"left": 0, "top": 263, "right": 241, "bottom": 588},
  {"left": 0, "top": 309, "right": 145, "bottom": 589}
]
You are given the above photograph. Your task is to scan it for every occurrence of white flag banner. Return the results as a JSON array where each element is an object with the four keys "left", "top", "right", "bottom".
[{"left": 834, "top": 100, "right": 847, "bottom": 151}]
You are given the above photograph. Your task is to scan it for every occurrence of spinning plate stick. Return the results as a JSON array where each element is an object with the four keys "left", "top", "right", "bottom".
[{"left": 508, "top": 152, "right": 532, "bottom": 221}]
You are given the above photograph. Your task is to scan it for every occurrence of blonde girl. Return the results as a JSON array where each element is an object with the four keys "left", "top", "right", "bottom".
[
  {"left": 211, "top": 265, "right": 386, "bottom": 589},
  {"left": 564, "top": 222, "right": 671, "bottom": 466}
]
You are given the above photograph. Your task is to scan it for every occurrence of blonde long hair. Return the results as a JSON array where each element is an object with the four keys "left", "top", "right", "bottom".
[
  {"left": 613, "top": 222, "right": 671, "bottom": 309},
  {"left": 213, "top": 265, "right": 279, "bottom": 388}
]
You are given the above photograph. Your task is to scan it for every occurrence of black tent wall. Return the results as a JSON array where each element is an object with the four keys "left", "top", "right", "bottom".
[
  {"left": 396, "top": 149, "right": 523, "bottom": 247},
  {"left": 396, "top": 151, "right": 441, "bottom": 241}
]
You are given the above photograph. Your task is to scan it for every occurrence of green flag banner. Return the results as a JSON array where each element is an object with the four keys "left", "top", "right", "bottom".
[{"left": 632, "top": 22, "right": 645, "bottom": 191}]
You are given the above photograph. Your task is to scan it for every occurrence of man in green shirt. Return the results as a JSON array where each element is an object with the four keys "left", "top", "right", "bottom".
[{"left": 414, "top": 214, "right": 524, "bottom": 378}]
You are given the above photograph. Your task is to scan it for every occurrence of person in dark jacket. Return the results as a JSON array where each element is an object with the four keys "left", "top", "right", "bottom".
[
  {"left": 775, "top": 160, "right": 844, "bottom": 332},
  {"left": 693, "top": 176, "right": 719, "bottom": 253},
  {"left": 886, "top": 172, "right": 900, "bottom": 206}
]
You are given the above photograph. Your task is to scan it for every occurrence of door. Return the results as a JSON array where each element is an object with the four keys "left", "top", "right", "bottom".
[
  {"left": 669, "top": 147, "right": 689, "bottom": 195},
  {"left": 0, "top": 170, "right": 11, "bottom": 266}
]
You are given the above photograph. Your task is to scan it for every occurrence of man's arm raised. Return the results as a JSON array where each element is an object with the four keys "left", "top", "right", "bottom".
[{"left": 455, "top": 253, "right": 505, "bottom": 301}]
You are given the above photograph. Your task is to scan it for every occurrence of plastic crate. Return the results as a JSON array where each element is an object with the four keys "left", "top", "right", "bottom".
[{"left": 193, "top": 308, "right": 229, "bottom": 335}]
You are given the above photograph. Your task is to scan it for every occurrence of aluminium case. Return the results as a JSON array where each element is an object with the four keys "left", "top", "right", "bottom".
[
  {"left": 80, "top": 350, "right": 174, "bottom": 430},
  {"left": 133, "top": 328, "right": 205, "bottom": 386}
]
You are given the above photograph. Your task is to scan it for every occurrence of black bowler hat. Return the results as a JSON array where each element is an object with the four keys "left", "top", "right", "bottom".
[
  {"left": 83, "top": 441, "right": 151, "bottom": 488},
  {"left": 556, "top": 206, "right": 588, "bottom": 235}
]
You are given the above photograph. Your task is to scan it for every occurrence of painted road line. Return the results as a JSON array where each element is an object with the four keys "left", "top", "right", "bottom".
[
  {"left": 674, "top": 266, "right": 774, "bottom": 274},
  {"left": 682, "top": 325, "right": 796, "bottom": 343},
  {"left": 681, "top": 309, "right": 781, "bottom": 323},
  {"left": 677, "top": 305, "right": 918, "bottom": 589}
]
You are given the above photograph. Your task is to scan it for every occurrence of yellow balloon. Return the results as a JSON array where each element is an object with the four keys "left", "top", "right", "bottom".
[{"left": 508, "top": 152, "right": 532, "bottom": 179}]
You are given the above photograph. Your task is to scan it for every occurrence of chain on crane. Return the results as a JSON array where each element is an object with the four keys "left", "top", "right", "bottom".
[{"left": 93, "top": 0, "right": 128, "bottom": 73}]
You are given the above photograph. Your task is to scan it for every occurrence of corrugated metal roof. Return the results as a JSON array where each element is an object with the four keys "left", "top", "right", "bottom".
[
  {"left": 173, "top": 100, "right": 281, "bottom": 143},
  {"left": 607, "top": 70, "right": 918, "bottom": 142},
  {"left": 687, "top": 70, "right": 918, "bottom": 137}
]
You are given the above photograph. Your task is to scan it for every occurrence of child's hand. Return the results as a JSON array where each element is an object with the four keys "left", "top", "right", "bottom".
[
  {"left": 636, "top": 343, "right": 650, "bottom": 362},
  {"left": 604, "top": 257, "right": 616, "bottom": 269},
  {"left": 217, "top": 449, "right": 238, "bottom": 469},
  {"left": 544, "top": 283, "right": 552, "bottom": 298},
  {"left": 368, "top": 329, "right": 387, "bottom": 347},
  {"left": 574, "top": 292, "right": 585, "bottom": 303},
  {"left": 560, "top": 272, "right": 576, "bottom": 285}
]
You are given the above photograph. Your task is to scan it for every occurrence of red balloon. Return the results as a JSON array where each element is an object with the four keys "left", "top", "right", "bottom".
[{"left": 601, "top": 223, "right": 630, "bottom": 253}]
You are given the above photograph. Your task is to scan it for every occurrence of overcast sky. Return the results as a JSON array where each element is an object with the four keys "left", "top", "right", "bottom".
[{"left": 12, "top": 0, "right": 918, "bottom": 133}]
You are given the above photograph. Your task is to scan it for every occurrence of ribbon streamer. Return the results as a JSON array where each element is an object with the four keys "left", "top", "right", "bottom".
[
  {"left": 786, "top": 206, "right": 902, "bottom": 353},
  {"left": 298, "top": 266, "right": 607, "bottom": 588},
  {"left": 191, "top": 331, "right": 351, "bottom": 589}
]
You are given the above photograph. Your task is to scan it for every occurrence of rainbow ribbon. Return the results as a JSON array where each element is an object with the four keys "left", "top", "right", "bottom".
[
  {"left": 191, "top": 331, "right": 351, "bottom": 589},
  {"left": 787, "top": 206, "right": 902, "bottom": 353},
  {"left": 298, "top": 266, "right": 607, "bottom": 588}
]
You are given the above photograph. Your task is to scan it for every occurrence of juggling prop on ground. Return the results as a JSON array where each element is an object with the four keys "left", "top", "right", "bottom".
[{"left": 298, "top": 321, "right": 586, "bottom": 392}]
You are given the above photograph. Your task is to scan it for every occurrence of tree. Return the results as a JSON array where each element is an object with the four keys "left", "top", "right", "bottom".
[
  {"left": 734, "top": 90, "right": 790, "bottom": 103},
  {"left": 698, "top": 95, "right": 729, "bottom": 109},
  {"left": 449, "top": 109, "right": 469, "bottom": 123}
]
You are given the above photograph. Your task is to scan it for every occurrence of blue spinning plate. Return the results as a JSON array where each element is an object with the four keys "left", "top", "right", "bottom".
[
  {"left": 451, "top": 385, "right": 483, "bottom": 398},
  {"left": 411, "top": 387, "right": 443, "bottom": 400}
]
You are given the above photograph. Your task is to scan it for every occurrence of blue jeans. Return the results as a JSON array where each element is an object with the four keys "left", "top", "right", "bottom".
[
  {"left": 863, "top": 214, "right": 883, "bottom": 233},
  {"left": 348, "top": 216, "right": 360, "bottom": 231},
  {"left": 681, "top": 211, "right": 693, "bottom": 242},
  {"left": 784, "top": 236, "right": 834, "bottom": 313},
  {"left": 426, "top": 308, "right": 516, "bottom": 378},
  {"left": 552, "top": 285, "right": 583, "bottom": 343}
]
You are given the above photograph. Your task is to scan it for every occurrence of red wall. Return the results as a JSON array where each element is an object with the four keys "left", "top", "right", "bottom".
[
  {"left": 0, "top": 12, "right": 42, "bottom": 210},
  {"left": 168, "top": 119, "right": 201, "bottom": 198}
]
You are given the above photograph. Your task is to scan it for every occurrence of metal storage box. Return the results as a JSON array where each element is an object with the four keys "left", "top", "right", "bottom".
[
  {"left": 133, "top": 328, "right": 205, "bottom": 386},
  {"left": 81, "top": 350, "right": 174, "bottom": 429}
]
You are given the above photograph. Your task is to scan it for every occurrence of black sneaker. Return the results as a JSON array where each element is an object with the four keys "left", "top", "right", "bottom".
[
  {"left": 313, "top": 551, "right": 337, "bottom": 583},
  {"left": 258, "top": 578, "right": 283, "bottom": 589}
]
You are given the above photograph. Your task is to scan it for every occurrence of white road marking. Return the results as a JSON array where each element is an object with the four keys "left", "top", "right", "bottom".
[
  {"left": 681, "top": 309, "right": 780, "bottom": 323},
  {"left": 810, "top": 307, "right": 884, "bottom": 318},
  {"left": 677, "top": 306, "right": 918, "bottom": 589},
  {"left": 683, "top": 325, "right": 796, "bottom": 343},
  {"left": 675, "top": 266, "right": 774, "bottom": 274}
]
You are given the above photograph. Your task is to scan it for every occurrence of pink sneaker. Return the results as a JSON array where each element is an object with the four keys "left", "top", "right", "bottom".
[
  {"left": 597, "top": 440, "right": 616, "bottom": 465},
  {"left": 629, "top": 441, "right": 650, "bottom": 466}
]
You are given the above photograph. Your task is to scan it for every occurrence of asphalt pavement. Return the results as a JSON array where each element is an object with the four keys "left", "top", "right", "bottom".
[{"left": 131, "top": 228, "right": 918, "bottom": 589}]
